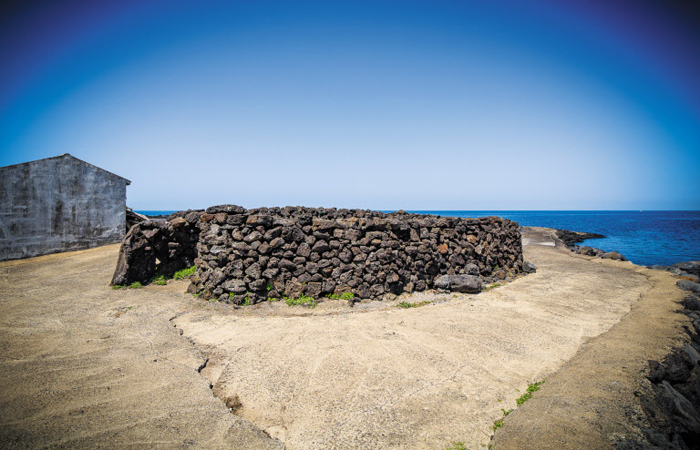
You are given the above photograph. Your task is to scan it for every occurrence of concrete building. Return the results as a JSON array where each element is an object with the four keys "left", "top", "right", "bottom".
[{"left": 0, "top": 154, "right": 131, "bottom": 261}]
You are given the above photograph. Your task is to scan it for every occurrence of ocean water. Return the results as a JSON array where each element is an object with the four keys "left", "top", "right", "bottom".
[{"left": 136, "top": 210, "right": 700, "bottom": 267}]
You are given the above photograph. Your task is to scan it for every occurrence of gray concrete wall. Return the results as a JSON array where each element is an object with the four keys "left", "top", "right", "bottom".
[{"left": 0, "top": 154, "right": 130, "bottom": 261}]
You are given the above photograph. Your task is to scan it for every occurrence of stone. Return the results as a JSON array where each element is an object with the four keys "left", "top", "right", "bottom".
[
  {"left": 285, "top": 279, "right": 304, "bottom": 298},
  {"left": 663, "top": 352, "right": 694, "bottom": 384},
  {"left": 523, "top": 261, "right": 536, "bottom": 274},
  {"left": 186, "top": 282, "right": 199, "bottom": 295},
  {"left": 262, "top": 268, "right": 279, "bottom": 279},
  {"left": 648, "top": 360, "right": 665, "bottom": 383},
  {"left": 657, "top": 381, "right": 700, "bottom": 434},
  {"left": 245, "top": 263, "right": 262, "bottom": 279},
  {"left": 249, "top": 279, "right": 267, "bottom": 291},
  {"left": 678, "top": 280, "right": 700, "bottom": 296},
  {"left": 681, "top": 295, "right": 700, "bottom": 311},
  {"left": 465, "top": 263, "right": 480, "bottom": 276},
  {"left": 311, "top": 217, "right": 336, "bottom": 231},
  {"left": 269, "top": 237, "right": 284, "bottom": 248},
  {"left": 206, "top": 204, "right": 247, "bottom": 214},
  {"left": 264, "top": 227, "right": 282, "bottom": 240},
  {"left": 246, "top": 214, "right": 272, "bottom": 227},
  {"left": 311, "top": 240, "right": 331, "bottom": 253},
  {"left": 222, "top": 279, "right": 247, "bottom": 294},
  {"left": 434, "top": 274, "right": 482, "bottom": 293},
  {"left": 297, "top": 242, "right": 311, "bottom": 257},
  {"left": 684, "top": 343, "right": 700, "bottom": 366},
  {"left": 306, "top": 282, "right": 323, "bottom": 298},
  {"left": 601, "top": 251, "right": 626, "bottom": 261},
  {"left": 306, "top": 262, "right": 319, "bottom": 274},
  {"left": 357, "top": 283, "right": 371, "bottom": 299},
  {"left": 673, "top": 261, "right": 700, "bottom": 277},
  {"left": 209, "top": 268, "right": 226, "bottom": 286},
  {"left": 279, "top": 259, "right": 296, "bottom": 272},
  {"left": 577, "top": 246, "right": 597, "bottom": 256},
  {"left": 243, "top": 231, "right": 263, "bottom": 244}
]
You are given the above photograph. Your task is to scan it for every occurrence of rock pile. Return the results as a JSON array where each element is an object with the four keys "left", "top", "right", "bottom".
[
  {"left": 111, "top": 205, "right": 524, "bottom": 304},
  {"left": 111, "top": 210, "right": 202, "bottom": 286}
]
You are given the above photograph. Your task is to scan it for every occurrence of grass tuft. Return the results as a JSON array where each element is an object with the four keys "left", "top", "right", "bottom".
[
  {"left": 516, "top": 380, "right": 545, "bottom": 406},
  {"left": 396, "top": 301, "right": 432, "bottom": 308},
  {"left": 284, "top": 295, "right": 318, "bottom": 308},
  {"left": 173, "top": 266, "right": 196, "bottom": 280}
]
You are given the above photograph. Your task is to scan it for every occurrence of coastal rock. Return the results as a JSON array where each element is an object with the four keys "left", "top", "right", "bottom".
[
  {"left": 434, "top": 274, "right": 483, "bottom": 293},
  {"left": 678, "top": 280, "right": 700, "bottom": 296},
  {"left": 602, "top": 251, "right": 627, "bottom": 261},
  {"left": 681, "top": 295, "right": 700, "bottom": 312},
  {"left": 556, "top": 229, "right": 605, "bottom": 248},
  {"left": 673, "top": 261, "right": 700, "bottom": 277},
  {"left": 657, "top": 381, "right": 700, "bottom": 434}
]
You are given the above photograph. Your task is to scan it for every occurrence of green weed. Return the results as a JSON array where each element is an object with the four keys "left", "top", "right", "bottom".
[
  {"left": 111, "top": 285, "right": 125, "bottom": 290},
  {"left": 516, "top": 380, "right": 545, "bottom": 406},
  {"left": 492, "top": 418, "right": 504, "bottom": 431},
  {"left": 396, "top": 301, "right": 432, "bottom": 308},
  {"left": 151, "top": 275, "right": 167, "bottom": 286},
  {"left": 128, "top": 281, "right": 143, "bottom": 289},
  {"left": 482, "top": 283, "right": 502, "bottom": 292},
  {"left": 284, "top": 295, "right": 318, "bottom": 308},
  {"left": 325, "top": 292, "right": 354, "bottom": 301},
  {"left": 173, "top": 266, "right": 197, "bottom": 280}
]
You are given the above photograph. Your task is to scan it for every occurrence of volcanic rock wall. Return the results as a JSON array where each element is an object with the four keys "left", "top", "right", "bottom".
[{"left": 112, "top": 205, "right": 524, "bottom": 304}]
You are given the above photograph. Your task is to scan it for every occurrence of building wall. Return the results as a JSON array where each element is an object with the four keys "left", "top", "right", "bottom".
[{"left": 0, "top": 155, "right": 128, "bottom": 261}]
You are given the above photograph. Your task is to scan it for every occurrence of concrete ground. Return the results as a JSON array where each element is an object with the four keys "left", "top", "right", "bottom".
[{"left": 0, "top": 228, "right": 689, "bottom": 449}]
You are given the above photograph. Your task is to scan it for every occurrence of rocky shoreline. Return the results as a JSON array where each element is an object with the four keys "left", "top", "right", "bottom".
[
  {"left": 553, "top": 228, "right": 700, "bottom": 449},
  {"left": 618, "top": 262, "right": 700, "bottom": 450},
  {"left": 555, "top": 228, "right": 629, "bottom": 261}
]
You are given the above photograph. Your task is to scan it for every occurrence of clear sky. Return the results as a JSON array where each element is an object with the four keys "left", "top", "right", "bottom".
[{"left": 1, "top": 0, "right": 699, "bottom": 210}]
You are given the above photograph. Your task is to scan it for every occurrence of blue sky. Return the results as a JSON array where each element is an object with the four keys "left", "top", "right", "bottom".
[{"left": 1, "top": 0, "right": 699, "bottom": 210}]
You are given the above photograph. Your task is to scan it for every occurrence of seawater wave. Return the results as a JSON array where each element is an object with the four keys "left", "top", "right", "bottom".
[{"left": 137, "top": 210, "right": 700, "bottom": 267}]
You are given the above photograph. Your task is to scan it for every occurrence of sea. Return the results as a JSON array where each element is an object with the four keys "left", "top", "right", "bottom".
[{"left": 136, "top": 210, "right": 700, "bottom": 268}]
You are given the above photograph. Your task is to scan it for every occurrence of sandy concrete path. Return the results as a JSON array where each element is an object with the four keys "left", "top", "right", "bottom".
[
  {"left": 0, "top": 228, "right": 685, "bottom": 449},
  {"left": 0, "top": 245, "right": 281, "bottom": 449},
  {"left": 493, "top": 233, "right": 689, "bottom": 449},
  {"left": 173, "top": 228, "right": 654, "bottom": 449}
]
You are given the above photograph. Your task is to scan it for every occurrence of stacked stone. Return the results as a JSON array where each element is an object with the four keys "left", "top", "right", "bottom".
[
  {"left": 111, "top": 209, "right": 202, "bottom": 286},
  {"left": 190, "top": 205, "right": 523, "bottom": 304}
]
